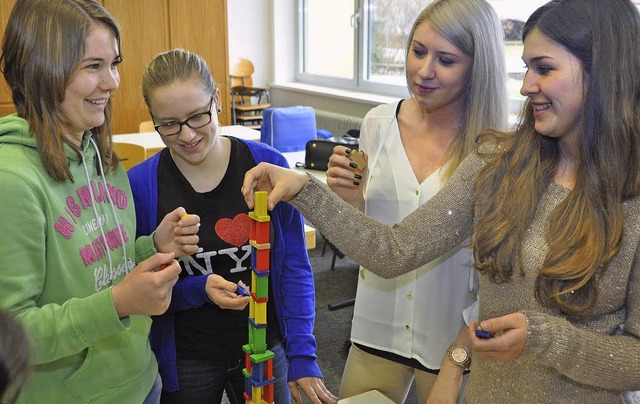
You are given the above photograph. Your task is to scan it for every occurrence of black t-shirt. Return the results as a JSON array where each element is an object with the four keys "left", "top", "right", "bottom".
[{"left": 156, "top": 137, "right": 281, "bottom": 362}]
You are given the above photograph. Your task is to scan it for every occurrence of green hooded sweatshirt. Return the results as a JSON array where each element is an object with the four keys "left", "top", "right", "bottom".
[{"left": 0, "top": 115, "right": 158, "bottom": 403}]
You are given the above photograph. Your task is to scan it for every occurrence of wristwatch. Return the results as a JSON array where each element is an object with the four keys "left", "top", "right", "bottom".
[{"left": 447, "top": 343, "right": 471, "bottom": 369}]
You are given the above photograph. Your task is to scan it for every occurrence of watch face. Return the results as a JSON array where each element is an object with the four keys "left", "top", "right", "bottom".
[{"left": 452, "top": 347, "right": 468, "bottom": 362}]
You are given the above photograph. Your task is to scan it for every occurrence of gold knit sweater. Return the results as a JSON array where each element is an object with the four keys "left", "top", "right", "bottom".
[{"left": 291, "top": 152, "right": 640, "bottom": 403}]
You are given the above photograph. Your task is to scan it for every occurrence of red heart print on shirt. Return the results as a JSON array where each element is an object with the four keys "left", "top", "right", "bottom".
[{"left": 214, "top": 213, "right": 251, "bottom": 247}]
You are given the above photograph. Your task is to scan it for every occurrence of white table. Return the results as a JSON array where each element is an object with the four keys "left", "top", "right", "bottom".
[
  {"left": 113, "top": 127, "right": 325, "bottom": 184},
  {"left": 338, "top": 390, "right": 394, "bottom": 403}
]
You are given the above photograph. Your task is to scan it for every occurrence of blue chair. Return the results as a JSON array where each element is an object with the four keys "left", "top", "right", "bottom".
[{"left": 260, "top": 106, "right": 318, "bottom": 152}]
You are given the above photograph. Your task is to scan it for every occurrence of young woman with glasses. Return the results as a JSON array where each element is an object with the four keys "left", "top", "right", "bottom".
[{"left": 127, "top": 49, "right": 338, "bottom": 404}]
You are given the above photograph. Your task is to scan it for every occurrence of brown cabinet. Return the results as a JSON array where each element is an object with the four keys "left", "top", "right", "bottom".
[
  {"left": 0, "top": 0, "right": 230, "bottom": 133},
  {"left": 0, "top": 0, "right": 16, "bottom": 118}
]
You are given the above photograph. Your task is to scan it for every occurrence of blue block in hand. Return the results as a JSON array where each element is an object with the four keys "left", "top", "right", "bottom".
[
  {"left": 236, "top": 283, "right": 250, "bottom": 297},
  {"left": 475, "top": 329, "right": 493, "bottom": 339}
]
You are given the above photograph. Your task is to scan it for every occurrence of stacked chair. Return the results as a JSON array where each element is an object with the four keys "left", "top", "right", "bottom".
[{"left": 229, "top": 58, "right": 270, "bottom": 129}]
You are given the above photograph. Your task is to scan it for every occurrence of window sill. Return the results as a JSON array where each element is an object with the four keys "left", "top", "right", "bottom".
[
  {"left": 272, "top": 81, "right": 523, "bottom": 127},
  {"left": 270, "top": 82, "right": 401, "bottom": 107}
]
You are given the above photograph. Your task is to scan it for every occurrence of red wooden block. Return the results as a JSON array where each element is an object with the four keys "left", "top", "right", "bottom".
[
  {"left": 250, "top": 219, "right": 256, "bottom": 241},
  {"left": 255, "top": 249, "right": 270, "bottom": 271},
  {"left": 263, "top": 383, "right": 274, "bottom": 403},
  {"left": 265, "top": 358, "right": 273, "bottom": 380},
  {"left": 255, "top": 221, "right": 270, "bottom": 244}
]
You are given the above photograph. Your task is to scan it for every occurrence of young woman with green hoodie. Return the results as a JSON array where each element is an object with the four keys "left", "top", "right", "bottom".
[{"left": 0, "top": 1, "right": 205, "bottom": 402}]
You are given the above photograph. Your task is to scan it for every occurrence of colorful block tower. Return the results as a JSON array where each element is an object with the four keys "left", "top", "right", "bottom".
[{"left": 243, "top": 191, "right": 275, "bottom": 404}]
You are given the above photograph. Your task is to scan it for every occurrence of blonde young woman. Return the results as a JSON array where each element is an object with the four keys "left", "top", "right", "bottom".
[{"left": 326, "top": 0, "right": 506, "bottom": 402}]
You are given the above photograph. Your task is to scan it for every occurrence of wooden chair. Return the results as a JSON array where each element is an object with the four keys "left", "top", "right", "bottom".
[
  {"left": 113, "top": 142, "right": 147, "bottom": 170},
  {"left": 229, "top": 58, "right": 270, "bottom": 129},
  {"left": 139, "top": 120, "right": 154, "bottom": 133}
]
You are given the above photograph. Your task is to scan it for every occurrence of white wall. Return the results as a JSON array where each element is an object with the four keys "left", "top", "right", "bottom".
[
  {"left": 227, "top": 0, "right": 273, "bottom": 87},
  {"left": 227, "top": 0, "right": 384, "bottom": 118}
]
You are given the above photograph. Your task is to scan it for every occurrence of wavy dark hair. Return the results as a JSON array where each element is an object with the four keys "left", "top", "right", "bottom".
[
  {"left": 0, "top": 0, "right": 121, "bottom": 182},
  {"left": 472, "top": 0, "right": 640, "bottom": 315}
]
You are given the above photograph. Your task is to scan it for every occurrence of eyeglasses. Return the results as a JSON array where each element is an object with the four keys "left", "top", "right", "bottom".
[{"left": 153, "top": 96, "right": 214, "bottom": 137}]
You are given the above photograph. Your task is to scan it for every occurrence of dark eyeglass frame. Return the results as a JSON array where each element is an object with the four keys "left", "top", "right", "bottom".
[{"left": 152, "top": 96, "right": 214, "bottom": 137}]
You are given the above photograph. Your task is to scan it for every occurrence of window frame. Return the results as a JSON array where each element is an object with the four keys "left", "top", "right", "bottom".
[{"left": 296, "top": 0, "right": 410, "bottom": 98}]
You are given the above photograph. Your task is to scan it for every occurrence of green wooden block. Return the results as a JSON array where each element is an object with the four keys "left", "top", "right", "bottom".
[
  {"left": 255, "top": 275, "right": 269, "bottom": 299},
  {"left": 250, "top": 349, "right": 274, "bottom": 364}
]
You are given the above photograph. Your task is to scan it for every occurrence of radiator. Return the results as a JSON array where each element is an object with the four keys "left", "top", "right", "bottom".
[{"left": 314, "top": 109, "right": 363, "bottom": 138}]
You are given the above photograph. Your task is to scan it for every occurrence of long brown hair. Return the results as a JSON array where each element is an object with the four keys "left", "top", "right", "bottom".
[
  {"left": 473, "top": 0, "right": 640, "bottom": 315},
  {"left": 0, "top": 0, "right": 121, "bottom": 182}
]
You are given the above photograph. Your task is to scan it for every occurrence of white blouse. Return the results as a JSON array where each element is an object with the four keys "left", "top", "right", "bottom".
[{"left": 350, "top": 101, "right": 477, "bottom": 369}]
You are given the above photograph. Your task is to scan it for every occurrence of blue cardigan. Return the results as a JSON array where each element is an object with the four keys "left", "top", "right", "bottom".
[{"left": 128, "top": 138, "right": 321, "bottom": 391}]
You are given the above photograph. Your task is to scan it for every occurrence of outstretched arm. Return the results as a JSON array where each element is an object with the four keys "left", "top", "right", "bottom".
[{"left": 243, "top": 151, "right": 483, "bottom": 279}]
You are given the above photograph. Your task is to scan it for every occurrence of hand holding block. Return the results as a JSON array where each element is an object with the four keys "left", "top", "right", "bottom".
[{"left": 349, "top": 149, "right": 367, "bottom": 170}]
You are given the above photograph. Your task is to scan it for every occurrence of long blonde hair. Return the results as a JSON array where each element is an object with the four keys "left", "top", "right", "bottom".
[{"left": 406, "top": 0, "right": 508, "bottom": 181}]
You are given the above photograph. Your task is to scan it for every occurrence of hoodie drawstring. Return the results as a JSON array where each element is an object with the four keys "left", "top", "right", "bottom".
[{"left": 81, "top": 138, "right": 129, "bottom": 282}]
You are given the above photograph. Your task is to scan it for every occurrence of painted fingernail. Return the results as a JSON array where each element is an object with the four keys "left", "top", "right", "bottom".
[
  {"left": 345, "top": 148, "right": 352, "bottom": 155},
  {"left": 353, "top": 181, "right": 360, "bottom": 186},
  {"left": 354, "top": 174, "right": 363, "bottom": 180},
  {"left": 349, "top": 162, "right": 358, "bottom": 169}
]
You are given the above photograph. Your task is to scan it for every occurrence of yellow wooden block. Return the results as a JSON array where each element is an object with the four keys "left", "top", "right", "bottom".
[
  {"left": 254, "top": 191, "right": 268, "bottom": 217},
  {"left": 250, "top": 240, "right": 271, "bottom": 250},
  {"left": 255, "top": 301, "right": 267, "bottom": 324},
  {"left": 252, "top": 386, "right": 262, "bottom": 404},
  {"left": 249, "top": 211, "right": 271, "bottom": 223},
  {"left": 304, "top": 224, "right": 316, "bottom": 250},
  {"left": 249, "top": 292, "right": 255, "bottom": 318}
]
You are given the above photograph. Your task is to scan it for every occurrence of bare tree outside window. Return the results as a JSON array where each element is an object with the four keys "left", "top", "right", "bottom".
[{"left": 368, "top": 1, "right": 429, "bottom": 79}]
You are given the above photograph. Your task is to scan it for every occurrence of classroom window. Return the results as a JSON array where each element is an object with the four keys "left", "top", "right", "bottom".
[
  {"left": 298, "top": 0, "right": 615, "bottom": 102},
  {"left": 298, "top": 0, "right": 427, "bottom": 97}
]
